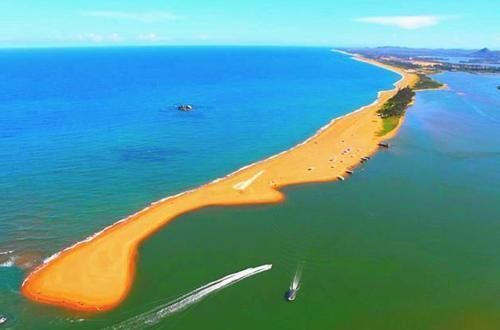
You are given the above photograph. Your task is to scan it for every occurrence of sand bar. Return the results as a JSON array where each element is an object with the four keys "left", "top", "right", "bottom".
[{"left": 21, "top": 54, "right": 419, "bottom": 311}]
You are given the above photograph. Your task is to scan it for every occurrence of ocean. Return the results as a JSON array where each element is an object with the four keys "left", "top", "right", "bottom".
[
  {"left": 0, "top": 47, "right": 397, "bottom": 328},
  {"left": 1, "top": 47, "right": 498, "bottom": 329}
]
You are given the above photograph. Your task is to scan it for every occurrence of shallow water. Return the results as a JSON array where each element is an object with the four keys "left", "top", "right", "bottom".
[
  {"left": 0, "top": 47, "right": 397, "bottom": 258},
  {"left": 0, "top": 47, "right": 399, "bottom": 328},
  {"left": 88, "top": 71, "right": 498, "bottom": 330}
]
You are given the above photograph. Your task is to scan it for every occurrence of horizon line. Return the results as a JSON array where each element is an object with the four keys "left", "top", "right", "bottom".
[{"left": 0, "top": 44, "right": 494, "bottom": 51}]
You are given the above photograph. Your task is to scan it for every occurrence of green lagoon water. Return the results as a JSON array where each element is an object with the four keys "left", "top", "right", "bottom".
[
  {"left": 1, "top": 50, "right": 499, "bottom": 329},
  {"left": 104, "top": 72, "right": 500, "bottom": 330}
]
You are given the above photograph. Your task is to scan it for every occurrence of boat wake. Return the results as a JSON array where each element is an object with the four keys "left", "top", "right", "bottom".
[
  {"left": 107, "top": 264, "right": 272, "bottom": 329},
  {"left": 291, "top": 268, "right": 301, "bottom": 291},
  {"left": 0, "top": 256, "right": 17, "bottom": 268}
]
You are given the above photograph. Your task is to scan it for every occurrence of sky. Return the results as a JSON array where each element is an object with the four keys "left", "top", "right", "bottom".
[{"left": 0, "top": 0, "right": 498, "bottom": 48}]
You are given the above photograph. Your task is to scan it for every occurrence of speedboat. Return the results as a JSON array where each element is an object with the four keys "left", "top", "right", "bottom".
[
  {"left": 0, "top": 316, "right": 7, "bottom": 325},
  {"left": 286, "top": 288, "right": 298, "bottom": 302}
]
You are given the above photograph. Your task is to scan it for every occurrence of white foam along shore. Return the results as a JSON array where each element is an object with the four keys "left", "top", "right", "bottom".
[
  {"left": 0, "top": 250, "right": 16, "bottom": 268},
  {"left": 0, "top": 256, "right": 16, "bottom": 268},
  {"left": 23, "top": 50, "right": 405, "bottom": 287},
  {"left": 107, "top": 264, "right": 272, "bottom": 329}
]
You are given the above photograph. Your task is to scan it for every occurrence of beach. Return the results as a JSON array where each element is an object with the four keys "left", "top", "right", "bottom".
[{"left": 21, "top": 54, "right": 419, "bottom": 312}]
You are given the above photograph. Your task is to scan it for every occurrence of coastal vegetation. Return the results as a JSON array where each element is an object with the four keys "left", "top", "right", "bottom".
[
  {"left": 414, "top": 74, "right": 444, "bottom": 90},
  {"left": 376, "top": 71, "right": 449, "bottom": 136},
  {"left": 379, "top": 116, "right": 401, "bottom": 136},
  {"left": 378, "top": 87, "right": 415, "bottom": 136},
  {"left": 377, "top": 59, "right": 420, "bottom": 70},
  {"left": 344, "top": 47, "right": 500, "bottom": 75},
  {"left": 378, "top": 87, "right": 415, "bottom": 117},
  {"left": 432, "top": 62, "right": 500, "bottom": 74}
]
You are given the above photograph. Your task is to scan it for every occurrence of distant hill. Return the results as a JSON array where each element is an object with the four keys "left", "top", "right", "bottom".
[
  {"left": 471, "top": 48, "right": 500, "bottom": 59},
  {"left": 339, "top": 46, "right": 499, "bottom": 60}
]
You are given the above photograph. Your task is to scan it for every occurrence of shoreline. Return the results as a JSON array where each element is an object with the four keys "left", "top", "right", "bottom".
[
  {"left": 415, "top": 83, "right": 448, "bottom": 92},
  {"left": 21, "top": 53, "right": 419, "bottom": 312}
]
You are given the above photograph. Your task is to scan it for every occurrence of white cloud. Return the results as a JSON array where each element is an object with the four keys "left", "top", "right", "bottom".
[
  {"left": 138, "top": 33, "right": 161, "bottom": 42},
  {"left": 353, "top": 16, "right": 441, "bottom": 29},
  {"left": 76, "top": 33, "right": 122, "bottom": 43},
  {"left": 84, "top": 11, "right": 182, "bottom": 23}
]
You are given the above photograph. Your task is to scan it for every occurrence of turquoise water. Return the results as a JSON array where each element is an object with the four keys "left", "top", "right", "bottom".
[
  {"left": 0, "top": 47, "right": 397, "bottom": 259},
  {"left": 0, "top": 47, "right": 400, "bottom": 327},
  {"left": 1, "top": 49, "right": 499, "bottom": 329}
]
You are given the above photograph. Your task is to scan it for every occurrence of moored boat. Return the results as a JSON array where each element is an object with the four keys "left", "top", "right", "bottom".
[{"left": 177, "top": 104, "right": 193, "bottom": 111}]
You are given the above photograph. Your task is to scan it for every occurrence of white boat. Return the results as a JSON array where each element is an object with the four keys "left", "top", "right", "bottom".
[
  {"left": 0, "top": 316, "right": 7, "bottom": 325},
  {"left": 286, "top": 287, "right": 298, "bottom": 301}
]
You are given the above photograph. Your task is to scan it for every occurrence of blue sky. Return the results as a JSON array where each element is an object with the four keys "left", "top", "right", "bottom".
[{"left": 0, "top": 0, "right": 498, "bottom": 48}]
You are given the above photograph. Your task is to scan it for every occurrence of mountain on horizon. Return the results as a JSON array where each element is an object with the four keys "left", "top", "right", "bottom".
[
  {"left": 472, "top": 48, "right": 500, "bottom": 59},
  {"left": 340, "top": 46, "right": 499, "bottom": 60}
]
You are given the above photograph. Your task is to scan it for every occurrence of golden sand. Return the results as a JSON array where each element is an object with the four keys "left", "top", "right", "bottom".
[{"left": 21, "top": 54, "right": 419, "bottom": 311}]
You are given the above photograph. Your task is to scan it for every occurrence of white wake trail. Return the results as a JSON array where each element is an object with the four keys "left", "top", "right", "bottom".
[
  {"left": 108, "top": 264, "right": 272, "bottom": 329},
  {"left": 291, "top": 267, "right": 302, "bottom": 291}
]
